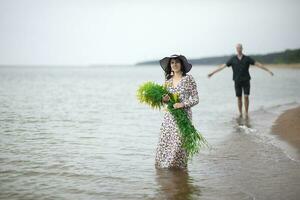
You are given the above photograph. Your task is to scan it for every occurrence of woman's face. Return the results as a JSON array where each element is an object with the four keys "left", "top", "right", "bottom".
[{"left": 170, "top": 58, "right": 182, "bottom": 73}]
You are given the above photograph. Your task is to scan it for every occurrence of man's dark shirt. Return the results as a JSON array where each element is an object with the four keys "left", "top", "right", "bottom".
[{"left": 226, "top": 55, "right": 256, "bottom": 81}]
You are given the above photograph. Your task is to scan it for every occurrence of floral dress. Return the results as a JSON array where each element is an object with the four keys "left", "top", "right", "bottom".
[{"left": 155, "top": 74, "right": 199, "bottom": 169}]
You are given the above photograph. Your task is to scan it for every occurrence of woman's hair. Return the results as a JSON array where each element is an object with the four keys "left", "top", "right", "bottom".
[{"left": 165, "top": 57, "right": 187, "bottom": 80}]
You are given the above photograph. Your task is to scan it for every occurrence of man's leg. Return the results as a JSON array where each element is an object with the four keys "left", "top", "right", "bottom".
[
  {"left": 244, "top": 95, "right": 249, "bottom": 117},
  {"left": 238, "top": 96, "right": 243, "bottom": 116},
  {"left": 243, "top": 80, "right": 250, "bottom": 117},
  {"left": 235, "top": 81, "right": 243, "bottom": 116}
]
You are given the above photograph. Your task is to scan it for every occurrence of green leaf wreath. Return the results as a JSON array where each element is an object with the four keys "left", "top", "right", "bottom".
[{"left": 136, "top": 81, "right": 210, "bottom": 161}]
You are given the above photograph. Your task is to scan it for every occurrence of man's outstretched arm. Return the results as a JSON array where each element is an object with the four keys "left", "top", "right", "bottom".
[
  {"left": 207, "top": 64, "right": 227, "bottom": 78},
  {"left": 253, "top": 61, "right": 274, "bottom": 76}
]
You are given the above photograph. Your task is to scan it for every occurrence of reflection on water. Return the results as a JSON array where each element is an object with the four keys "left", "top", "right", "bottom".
[
  {"left": 234, "top": 116, "right": 256, "bottom": 135},
  {"left": 155, "top": 168, "right": 201, "bottom": 200},
  {"left": 235, "top": 115, "right": 251, "bottom": 127}
]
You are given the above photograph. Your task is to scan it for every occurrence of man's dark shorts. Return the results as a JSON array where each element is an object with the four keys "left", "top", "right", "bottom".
[{"left": 234, "top": 80, "right": 250, "bottom": 97}]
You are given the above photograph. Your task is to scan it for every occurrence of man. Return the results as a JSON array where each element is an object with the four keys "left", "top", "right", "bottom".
[{"left": 207, "top": 43, "right": 274, "bottom": 118}]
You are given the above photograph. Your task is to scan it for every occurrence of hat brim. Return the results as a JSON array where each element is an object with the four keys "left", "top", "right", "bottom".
[{"left": 159, "top": 55, "right": 192, "bottom": 73}]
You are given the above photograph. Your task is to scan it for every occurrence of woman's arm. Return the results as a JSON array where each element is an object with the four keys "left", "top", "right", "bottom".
[
  {"left": 183, "top": 75, "right": 199, "bottom": 108},
  {"left": 161, "top": 80, "right": 170, "bottom": 104}
]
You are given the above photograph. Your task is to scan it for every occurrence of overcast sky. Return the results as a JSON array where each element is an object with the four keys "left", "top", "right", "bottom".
[{"left": 0, "top": 0, "right": 299, "bottom": 65}]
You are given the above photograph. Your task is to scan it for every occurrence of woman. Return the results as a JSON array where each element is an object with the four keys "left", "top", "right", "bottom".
[{"left": 155, "top": 54, "right": 200, "bottom": 169}]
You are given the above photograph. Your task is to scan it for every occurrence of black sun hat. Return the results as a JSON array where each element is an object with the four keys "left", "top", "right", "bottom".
[{"left": 159, "top": 54, "right": 192, "bottom": 73}]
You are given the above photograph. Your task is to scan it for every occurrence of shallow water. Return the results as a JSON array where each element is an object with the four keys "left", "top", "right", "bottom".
[{"left": 0, "top": 65, "right": 300, "bottom": 199}]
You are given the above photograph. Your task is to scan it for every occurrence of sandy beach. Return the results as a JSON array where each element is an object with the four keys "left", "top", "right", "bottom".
[{"left": 272, "top": 106, "right": 300, "bottom": 152}]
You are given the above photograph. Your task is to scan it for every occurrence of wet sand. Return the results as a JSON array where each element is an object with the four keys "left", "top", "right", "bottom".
[{"left": 272, "top": 106, "right": 300, "bottom": 153}]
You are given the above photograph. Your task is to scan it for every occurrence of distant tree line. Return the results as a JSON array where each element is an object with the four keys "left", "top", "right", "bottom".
[{"left": 136, "top": 48, "right": 300, "bottom": 65}]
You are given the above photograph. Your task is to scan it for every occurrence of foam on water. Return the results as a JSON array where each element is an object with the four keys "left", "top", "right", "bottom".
[{"left": 234, "top": 102, "right": 300, "bottom": 162}]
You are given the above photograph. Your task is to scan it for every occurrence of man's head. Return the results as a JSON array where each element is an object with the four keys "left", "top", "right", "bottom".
[{"left": 236, "top": 43, "right": 243, "bottom": 54}]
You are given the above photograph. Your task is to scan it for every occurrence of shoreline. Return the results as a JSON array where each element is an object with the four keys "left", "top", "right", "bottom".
[
  {"left": 271, "top": 106, "right": 300, "bottom": 152},
  {"left": 266, "top": 63, "right": 300, "bottom": 68}
]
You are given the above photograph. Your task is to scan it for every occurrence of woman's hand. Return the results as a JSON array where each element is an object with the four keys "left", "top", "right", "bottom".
[
  {"left": 173, "top": 103, "right": 185, "bottom": 109},
  {"left": 162, "top": 94, "right": 170, "bottom": 103}
]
